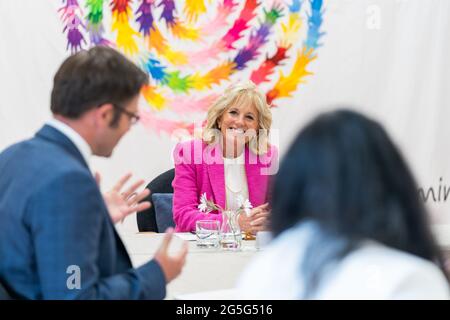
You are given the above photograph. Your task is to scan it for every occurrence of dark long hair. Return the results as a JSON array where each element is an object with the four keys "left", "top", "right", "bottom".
[{"left": 270, "top": 109, "right": 448, "bottom": 296}]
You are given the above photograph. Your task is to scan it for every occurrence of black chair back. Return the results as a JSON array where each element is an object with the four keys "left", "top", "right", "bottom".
[{"left": 137, "top": 168, "right": 175, "bottom": 232}]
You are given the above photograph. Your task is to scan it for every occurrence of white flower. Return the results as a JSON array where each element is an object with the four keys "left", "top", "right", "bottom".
[
  {"left": 236, "top": 195, "right": 253, "bottom": 216},
  {"left": 198, "top": 193, "right": 223, "bottom": 213},
  {"left": 198, "top": 193, "right": 210, "bottom": 213}
]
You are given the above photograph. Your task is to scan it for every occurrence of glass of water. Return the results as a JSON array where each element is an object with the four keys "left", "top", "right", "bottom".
[{"left": 195, "top": 220, "right": 220, "bottom": 248}]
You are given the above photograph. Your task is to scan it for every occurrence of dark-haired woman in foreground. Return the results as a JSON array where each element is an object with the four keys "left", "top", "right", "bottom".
[{"left": 237, "top": 109, "right": 449, "bottom": 299}]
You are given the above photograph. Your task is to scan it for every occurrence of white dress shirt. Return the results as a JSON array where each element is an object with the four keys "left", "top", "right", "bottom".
[
  {"left": 46, "top": 118, "right": 92, "bottom": 168},
  {"left": 236, "top": 221, "right": 450, "bottom": 299}
]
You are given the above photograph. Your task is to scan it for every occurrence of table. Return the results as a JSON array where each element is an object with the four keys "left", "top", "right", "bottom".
[{"left": 119, "top": 232, "right": 259, "bottom": 299}]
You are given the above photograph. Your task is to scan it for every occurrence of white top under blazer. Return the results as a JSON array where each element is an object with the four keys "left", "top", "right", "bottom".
[{"left": 223, "top": 152, "right": 249, "bottom": 211}]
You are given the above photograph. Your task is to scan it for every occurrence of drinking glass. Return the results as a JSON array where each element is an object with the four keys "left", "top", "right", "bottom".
[{"left": 195, "top": 220, "right": 220, "bottom": 248}]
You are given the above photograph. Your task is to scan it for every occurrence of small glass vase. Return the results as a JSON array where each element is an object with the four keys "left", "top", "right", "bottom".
[{"left": 219, "top": 210, "right": 242, "bottom": 250}]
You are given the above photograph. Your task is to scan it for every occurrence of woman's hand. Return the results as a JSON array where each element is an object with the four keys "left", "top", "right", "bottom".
[{"left": 238, "top": 203, "right": 270, "bottom": 234}]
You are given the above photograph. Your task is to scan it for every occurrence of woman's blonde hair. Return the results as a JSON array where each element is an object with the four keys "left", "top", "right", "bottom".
[{"left": 203, "top": 81, "right": 272, "bottom": 155}]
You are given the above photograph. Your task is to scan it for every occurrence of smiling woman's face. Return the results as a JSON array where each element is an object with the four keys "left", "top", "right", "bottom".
[{"left": 218, "top": 102, "right": 259, "bottom": 150}]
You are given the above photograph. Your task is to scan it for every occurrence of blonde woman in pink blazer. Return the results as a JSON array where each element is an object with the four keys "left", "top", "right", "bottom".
[{"left": 172, "top": 81, "right": 278, "bottom": 232}]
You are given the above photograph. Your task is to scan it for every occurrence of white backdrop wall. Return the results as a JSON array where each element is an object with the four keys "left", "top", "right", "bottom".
[{"left": 1, "top": 0, "right": 449, "bottom": 232}]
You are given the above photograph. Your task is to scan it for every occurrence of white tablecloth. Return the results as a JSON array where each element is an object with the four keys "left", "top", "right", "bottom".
[{"left": 119, "top": 232, "right": 259, "bottom": 299}]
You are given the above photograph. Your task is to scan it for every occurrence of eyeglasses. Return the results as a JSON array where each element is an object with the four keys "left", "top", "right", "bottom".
[{"left": 113, "top": 104, "right": 140, "bottom": 125}]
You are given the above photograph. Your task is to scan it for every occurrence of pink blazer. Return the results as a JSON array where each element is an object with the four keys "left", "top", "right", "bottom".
[{"left": 172, "top": 139, "right": 279, "bottom": 232}]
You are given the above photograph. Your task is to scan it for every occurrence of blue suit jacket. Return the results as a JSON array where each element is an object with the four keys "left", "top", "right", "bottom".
[{"left": 0, "top": 125, "right": 166, "bottom": 299}]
